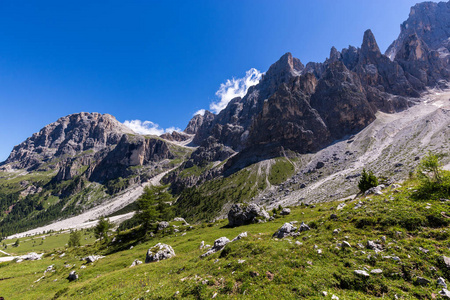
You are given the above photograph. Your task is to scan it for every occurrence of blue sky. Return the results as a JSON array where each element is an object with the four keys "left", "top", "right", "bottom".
[{"left": 0, "top": 0, "right": 437, "bottom": 161}]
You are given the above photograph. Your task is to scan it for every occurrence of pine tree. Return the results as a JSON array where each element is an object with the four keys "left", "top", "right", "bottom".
[
  {"left": 95, "top": 217, "right": 112, "bottom": 242},
  {"left": 68, "top": 230, "right": 81, "bottom": 247}
]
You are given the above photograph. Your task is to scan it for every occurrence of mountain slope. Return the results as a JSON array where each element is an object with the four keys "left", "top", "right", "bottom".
[{"left": 0, "top": 0, "right": 450, "bottom": 237}]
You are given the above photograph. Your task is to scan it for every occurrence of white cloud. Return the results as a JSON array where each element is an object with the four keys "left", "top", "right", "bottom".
[
  {"left": 210, "top": 68, "right": 262, "bottom": 114},
  {"left": 123, "top": 120, "right": 181, "bottom": 136},
  {"left": 193, "top": 109, "right": 206, "bottom": 116}
]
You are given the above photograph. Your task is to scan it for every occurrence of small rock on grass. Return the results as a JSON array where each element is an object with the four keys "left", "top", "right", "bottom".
[
  {"left": 342, "top": 241, "right": 351, "bottom": 249},
  {"left": 438, "top": 277, "right": 447, "bottom": 288},
  {"left": 440, "top": 289, "right": 450, "bottom": 298},
  {"left": 416, "top": 277, "right": 430, "bottom": 285},
  {"left": 354, "top": 270, "right": 370, "bottom": 277},
  {"left": 68, "top": 271, "right": 78, "bottom": 281}
]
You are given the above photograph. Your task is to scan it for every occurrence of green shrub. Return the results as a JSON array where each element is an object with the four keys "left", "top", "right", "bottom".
[
  {"left": 358, "top": 169, "right": 378, "bottom": 193},
  {"left": 414, "top": 153, "right": 450, "bottom": 200}
]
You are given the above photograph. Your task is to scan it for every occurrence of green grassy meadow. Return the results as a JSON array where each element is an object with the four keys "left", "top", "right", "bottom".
[{"left": 1, "top": 178, "right": 450, "bottom": 299}]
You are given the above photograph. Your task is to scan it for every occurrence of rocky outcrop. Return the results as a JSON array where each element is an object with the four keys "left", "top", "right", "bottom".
[
  {"left": 311, "top": 61, "right": 376, "bottom": 139},
  {"left": 227, "top": 203, "right": 270, "bottom": 227},
  {"left": 186, "top": 137, "right": 235, "bottom": 168},
  {"left": 160, "top": 131, "right": 192, "bottom": 142},
  {"left": 145, "top": 243, "right": 176, "bottom": 263},
  {"left": 386, "top": 1, "right": 450, "bottom": 59},
  {"left": 395, "top": 33, "right": 450, "bottom": 89},
  {"left": 247, "top": 73, "right": 330, "bottom": 153},
  {"left": 184, "top": 111, "right": 215, "bottom": 135},
  {"left": 2, "top": 112, "right": 133, "bottom": 171},
  {"left": 273, "top": 222, "right": 297, "bottom": 239},
  {"left": 68, "top": 271, "right": 78, "bottom": 281},
  {"left": 89, "top": 134, "right": 173, "bottom": 182}
]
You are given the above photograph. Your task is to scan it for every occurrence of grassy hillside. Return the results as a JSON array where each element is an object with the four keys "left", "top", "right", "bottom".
[
  {"left": 1, "top": 176, "right": 450, "bottom": 299},
  {"left": 0, "top": 143, "right": 192, "bottom": 237}
]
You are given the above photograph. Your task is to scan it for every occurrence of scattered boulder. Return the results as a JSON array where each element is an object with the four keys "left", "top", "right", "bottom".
[
  {"left": 330, "top": 213, "right": 338, "bottom": 220},
  {"left": 298, "top": 222, "right": 311, "bottom": 232},
  {"left": 201, "top": 237, "right": 230, "bottom": 257},
  {"left": 367, "top": 240, "right": 383, "bottom": 251},
  {"left": 16, "top": 252, "right": 43, "bottom": 262},
  {"left": 145, "top": 243, "right": 176, "bottom": 263},
  {"left": 84, "top": 255, "right": 104, "bottom": 263},
  {"left": 342, "top": 241, "right": 352, "bottom": 249},
  {"left": 370, "top": 269, "right": 383, "bottom": 274},
  {"left": 354, "top": 270, "right": 370, "bottom": 277},
  {"left": 231, "top": 232, "right": 248, "bottom": 242},
  {"left": 364, "top": 185, "right": 385, "bottom": 196},
  {"left": 68, "top": 271, "right": 78, "bottom": 281},
  {"left": 316, "top": 161, "right": 325, "bottom": 169},
  {"left": 440, "top": 289, "right": 450, "bottom": 298},
  {"left": 441, "top": 256, "right": 450, "bottom": 269},
  {"left": 157, "top": 221, "right": 170, "bottom": 231},
  {"left": 336, "top": 203, "right": 346, "bottom": 210},
  {"left": 273, "top": 223, "right": 297, "bottom": 239},
  {"left": 439, "top": 277, "right": 448, "bottom": 289},
  {"left": 129, "top": 259, "right": 143, "bottom": 268},
  {"left": 44, "top": 265, "right": 54, "bottom": 274},
  {"left": 173, "top": 217, "right": 189, "bottom": 225},
  {"left": 227, "top": 203, "right": 270, "bottom": 227},
  {"left": 280, "top": 208, "right": 291, "bottom": 215},
  {"left": 415, "top": 277, "right": 430, "bottom": 285}
]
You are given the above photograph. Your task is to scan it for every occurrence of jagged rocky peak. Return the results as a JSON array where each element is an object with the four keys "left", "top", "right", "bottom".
[
  {"left": 2, "top": 112, "right": 134, "bottom": 171},
  {"left": 360, "top": 29, "right": 382, "bottom": 60},
  {"left": 261, "top": 52, "right": 304, "bottom": 93},
  {"left": 184, "top": 110, "right": 215, "bottom": 135},
  {"left": 328, "top": 46, "right": 342, "bottom": 63},
  {"left": 386, "top": 0, "right": 450, "bottom": 59},
  {"left": 264, "top": 52, "right": 304, "bottom": 78}
]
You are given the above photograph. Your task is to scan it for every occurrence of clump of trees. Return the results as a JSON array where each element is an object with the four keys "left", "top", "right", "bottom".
[{"left": 358, "top": 169, "right": 378, "bottom": 193}]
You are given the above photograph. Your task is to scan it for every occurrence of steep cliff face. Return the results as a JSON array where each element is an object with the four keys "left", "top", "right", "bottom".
[
  {"left": 89, "top": 134, "right": 174, "bottom": 182},
  {"left": 354, "top": 30, "right": 419, "bottom": 98},
  {"left": 386, "top": 1, "right": 450, "bottom": 59},
  {"left": 247, "top": 73, "right": 330, "bottom": 153},
  {"left": 192, "top": 52, "right": 304, "bottom": 150},
  {"left": 2, "top": 112, "right": 134, "bottom": 171},
  {"left": 310, "top": 61, "right": 376, "bottom": 139}
]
